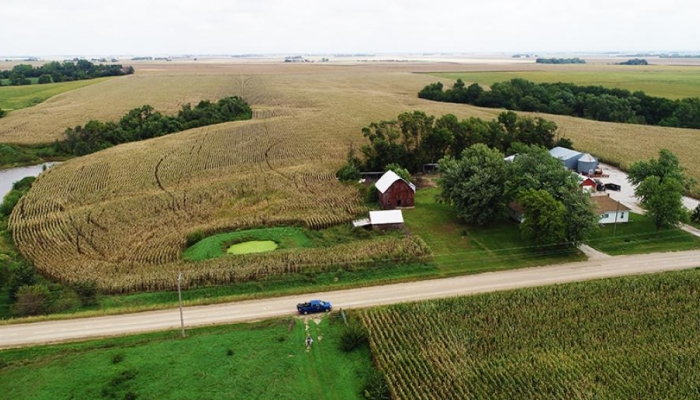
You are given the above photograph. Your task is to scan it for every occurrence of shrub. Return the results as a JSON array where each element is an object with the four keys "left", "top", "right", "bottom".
[
  {"left": 72, "top": 280, "right": 100, "bottom": 306},
  {"left": 691, "top": 205, "right": 700, "bottom": 223},
  {"left": 185, "top": 230, "right": 205, "bottom": 247},
  {"left": 339, "top": 322, "right": 368, "bottom": 352},
  {"left": 13, "top": 284, "right": 51, "bottom": 316},
  {"left": 362, "top": 370, "right": 390, "bottom": 399},
  {"left": 336, "top": 162, "right": 361, "bottom": 182}
]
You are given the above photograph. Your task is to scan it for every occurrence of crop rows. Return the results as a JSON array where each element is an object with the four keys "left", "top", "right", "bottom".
[
  {"left": 8, "top": 106, "right": 426, "bottom": 291},
  {"left": 359, "top": 271, "right": 700, "bottom": 399}
]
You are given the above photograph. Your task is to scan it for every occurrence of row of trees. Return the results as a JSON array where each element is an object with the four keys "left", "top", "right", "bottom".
[
  {"left": 536, "top": 58, "right": 586, "bottom": 64},
  {"left": 56, "top": 96, "right": 252, "bottom": 156},
  {"left": 419, "top": 78, "right": 700, "bottom": 128},
  {"left": 438, "top": 144, "right": 599, "bottom": 248},
  {"left": 344, "top": 110, "right": 567, "bottom": 176},
  {"left": 0, "top": 60, "right": 134, "bottom": 86}
]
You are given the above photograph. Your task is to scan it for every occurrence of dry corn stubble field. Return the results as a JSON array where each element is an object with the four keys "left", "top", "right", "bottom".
[{"left": 3, "top": 61, "right": 700, "bottom": 292}]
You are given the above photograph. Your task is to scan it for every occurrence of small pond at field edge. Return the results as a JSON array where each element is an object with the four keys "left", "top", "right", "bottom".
[{"left": 227, "top": 240, "right": 278, "bottom": 255}]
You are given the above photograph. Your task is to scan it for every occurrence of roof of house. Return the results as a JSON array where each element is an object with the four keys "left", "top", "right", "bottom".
[
  {"left": 369, "top": 210, "right": 404, "bottom": 225},
  {"left": 578, "top": 153, "right": 597, "bottom": 163},
  {"left": 549, "top": 146, "right": 582, "bottom": 161},
  {"left": 375, "top": 170, "right": 416, "bottom": 194},
  {"left": 590, "top": 195, "right": 631, "bottom": 212}
]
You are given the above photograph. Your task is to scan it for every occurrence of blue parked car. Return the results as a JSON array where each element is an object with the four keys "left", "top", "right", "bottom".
[{"left": 297, "top": 300, "right": 332, "bottom": 315}]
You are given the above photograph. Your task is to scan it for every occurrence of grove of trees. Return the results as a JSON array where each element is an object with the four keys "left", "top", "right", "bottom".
[
  {"left": 419, "top": 78, "right": 700, "bottom": 129},
  {"left": 56, "top": 96, "right": 252, "bottom": 156},
  {"left": 352, "top": 110, "right": 565, "bottom": 175},
  {"left": 0, "top": 59, "right": 134, "bottom": 86},
  {"left": 438, "top": 144, "right": 599, "bottom": 248}
]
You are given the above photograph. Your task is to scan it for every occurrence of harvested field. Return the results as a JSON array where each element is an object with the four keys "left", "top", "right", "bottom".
[{"left": 4, "top": 61, "right": 700, "bottom": 291}]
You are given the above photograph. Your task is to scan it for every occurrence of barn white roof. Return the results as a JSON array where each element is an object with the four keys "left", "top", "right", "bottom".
[
  {"left": 369, "top": 210, "right": 404, "bottom": 225},
  {"left": 549, "top": 146, "right": 581, "bottom": 161},
  {"left": 375, "top": 170, "right": 416, "bottom": 194}
]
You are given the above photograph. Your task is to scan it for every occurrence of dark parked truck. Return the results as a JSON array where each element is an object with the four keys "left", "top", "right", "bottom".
[{"left": 297, "top": 300, "right": 332, "bottom": 314}]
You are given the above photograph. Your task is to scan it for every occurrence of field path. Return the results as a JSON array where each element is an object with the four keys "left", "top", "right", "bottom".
[{"left": 1, "top": 250, "right": 699, "bottom": 349}]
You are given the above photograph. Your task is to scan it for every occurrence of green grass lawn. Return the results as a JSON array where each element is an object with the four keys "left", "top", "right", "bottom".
[
  {"left": 429, "top": 67, "right": 700, "bottom": 99},
  {"left": 0, "top": 315, "right": 374, "bottom": 400},
  {"left": 183, "top": 227, "right": 314, "bottom": 261},
  {"left": 587, "top": 213, "right": 700, "bottom": 255},
  {"left": 0, "top": 77, "right": 112, "bottom": 110},
  {"left": 403, "top": 188, "right": 584, "bottom": 275}
]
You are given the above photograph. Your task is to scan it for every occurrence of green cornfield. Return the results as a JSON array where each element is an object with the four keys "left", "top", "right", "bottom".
[{"left": 360, "top": 269, "right": 700, "bottom": 399}]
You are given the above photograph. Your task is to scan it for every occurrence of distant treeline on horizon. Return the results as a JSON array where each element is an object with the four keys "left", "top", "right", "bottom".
[
  {"left": 418, "top": 78, "right": 700, "bottom": 129},
  {"left": 0, "top": 59, "right": 134, "bottom": 86}
]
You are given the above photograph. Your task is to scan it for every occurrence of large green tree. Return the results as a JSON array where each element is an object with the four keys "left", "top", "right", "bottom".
[
  {"left": 437, "top": 144, "right": 508, "bottom": 226},
  {"left": 506, "top": 144, "right": 598, "bottom": 245},
  {"left": 627, "top": 149, "right": 694, "bottom": 230},
  {"left": 628, "top": 149, "right": 693, "bottom": 231},
  {"left": 519, "top": 189, "right": 567, "bottom": 248}
]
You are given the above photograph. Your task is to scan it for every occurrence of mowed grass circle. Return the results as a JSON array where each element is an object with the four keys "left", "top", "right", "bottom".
[{"left": 227, "top": 240, "right": 278, "bottom": 254}]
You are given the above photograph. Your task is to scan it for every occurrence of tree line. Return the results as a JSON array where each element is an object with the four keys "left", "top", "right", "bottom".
[
  {"left": 56, "top": 96, "right": 252, "bottom": 156},
  {"left": 337, "top": 110, "right": 569, "bottom": 180},
  {"left": 536, "top": 58, "right": 586, "bottom": 64},
  {"left": 0, "top": 59, "right": 134, "bottom": 86},
  {"left": 418, "top": 78, "right": 700, "bottom": 129}
]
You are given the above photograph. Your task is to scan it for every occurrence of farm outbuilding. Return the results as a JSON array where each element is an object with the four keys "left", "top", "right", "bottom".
[
  {"left": 577, "top": 153, "right": 599, "bottom": 174},
  {"left": 369, "top": 210, "right": 404, "bottom": 230},
  {"left": 578, "top": 175, "right": 598, "bottom": 193},
  {"left": 352, "top": 210, "right": 405, "bottom": 230},
  {"left": 375, "top": 170, "right": 415, "bottom": 209},
  {"left": 549, "top": 147, "right": 584, "bottom": 170},
  {"left": 591, "top": 195, "right": 630, "bottom": 224}
]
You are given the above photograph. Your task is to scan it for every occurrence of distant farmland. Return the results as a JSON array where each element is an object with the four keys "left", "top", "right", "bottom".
[{"left": 4, "top": 61, "right": 700, "bottom": 292}]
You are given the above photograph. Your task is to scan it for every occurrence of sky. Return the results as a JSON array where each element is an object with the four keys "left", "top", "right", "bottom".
[{"left": 1, "top": 0, "right": 698, "bottom": 56}]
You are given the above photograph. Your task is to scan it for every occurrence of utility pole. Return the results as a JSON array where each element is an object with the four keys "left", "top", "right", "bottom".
[
  {"left": 612, "top": 198, "right": 620, "bottom": 238},
  {"left": 177, "top": 272, "right": 185, "bottom": 338}
]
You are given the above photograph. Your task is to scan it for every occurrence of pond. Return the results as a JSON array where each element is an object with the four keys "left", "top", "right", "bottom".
[
  {"left": 227, "top": 240, "right": 278, "bottom": 255},
  {"left": 0, "top": 162, "right": 57, "bottom": 200}
]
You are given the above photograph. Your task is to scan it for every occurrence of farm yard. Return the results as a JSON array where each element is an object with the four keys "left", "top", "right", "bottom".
[{"left": 3, "top": 60, "right": 700, "bottom": 294}]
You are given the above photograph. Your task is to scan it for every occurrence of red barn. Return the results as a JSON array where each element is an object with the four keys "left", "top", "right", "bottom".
[{"left": 376, "top": 170, "right": 415, "bottom": 209}]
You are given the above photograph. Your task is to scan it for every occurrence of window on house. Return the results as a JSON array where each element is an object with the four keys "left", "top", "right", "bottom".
[
  {"left": 620, "top": 212, "right": 625, "bottom": 218},
  {"left": 602, "top": 213, "right": 609, "bottom": 219}
]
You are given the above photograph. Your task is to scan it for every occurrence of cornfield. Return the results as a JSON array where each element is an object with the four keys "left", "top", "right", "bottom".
[{"left": 360, "top": 270, "right": 700, "bottom": 399}]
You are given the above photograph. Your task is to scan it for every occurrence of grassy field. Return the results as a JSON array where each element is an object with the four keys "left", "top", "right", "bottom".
[
  {"left": 430, "top": 66, "right": 700, "bottom": 99},
  {"left": 360, "top": 268, "right": 700, "bottom": 399},
  {"left": 0, "top": 315, "right": 374, "bottom": 400},
  {"left": 0, "top": 77, "right": 112, "bottom": 111},
  {"left": 404, "top": 187, "right": 585, "bottom": 274},
  {"left": 587, "top": 212, "right": 700, "bottom": 255}
]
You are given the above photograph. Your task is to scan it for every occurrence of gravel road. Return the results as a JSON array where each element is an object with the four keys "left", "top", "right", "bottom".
[{"left": 1, "top": 249, "right": 699, "bottom": 349}]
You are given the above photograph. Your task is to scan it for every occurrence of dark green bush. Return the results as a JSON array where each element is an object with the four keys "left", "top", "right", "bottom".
[{"left": 339, "top": 322, "right": 368, "bottom": 352}]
